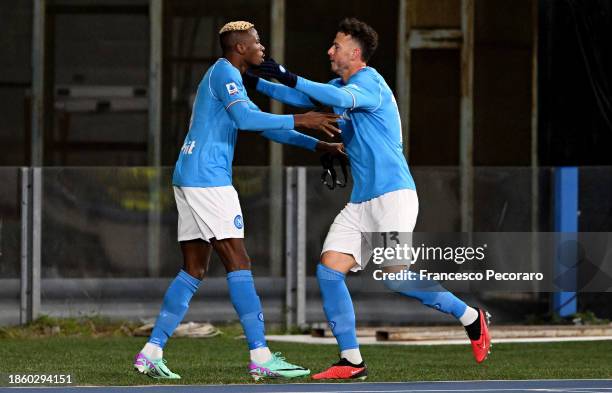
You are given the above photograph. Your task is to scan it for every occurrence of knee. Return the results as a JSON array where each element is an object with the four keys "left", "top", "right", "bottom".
[
  {"left": 316, "top": 263, "right": 345, "bottom": 282},
  {"left": 321, "top": 251, "right": 334, "bottom": 266},
  {"left": 320, "top": 251, "right": 355, "bottom": 274},
  {"left": 184, "top": 265, "right": 207, "bottom": 280}
]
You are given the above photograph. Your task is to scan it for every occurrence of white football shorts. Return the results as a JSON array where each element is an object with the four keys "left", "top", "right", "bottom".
[
  {"left": 174, "top": 185, "right": 244, "bottom": 242},
  {"left": 321, "top": 188, "right": 419, "bottom": 271}
]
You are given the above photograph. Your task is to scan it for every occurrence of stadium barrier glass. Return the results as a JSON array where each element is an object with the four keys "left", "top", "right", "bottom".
[
  {"left": 3, "top": 166, "right": 612, "bottom": 326},
  {"left": 37, "top": 166, "right": 281, "bottom": 323},
  {"left": 40, "top": 166, "right": 274, "bottom": 278},
  {"left": 576, "top": 167, "right": 612, "bottom": 317}
]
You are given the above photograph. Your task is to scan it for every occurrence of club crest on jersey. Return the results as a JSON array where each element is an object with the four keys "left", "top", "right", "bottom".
[
  {"left": 234, "top": 214, "right": 243, "bottom": 229},
  {"left": 225, "top": 82, "right": 239, "bottom": 96}
]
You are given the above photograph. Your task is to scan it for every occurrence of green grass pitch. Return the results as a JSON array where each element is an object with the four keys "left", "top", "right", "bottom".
[{"left": 1, "top": 332, "right": 611, "bottom": 386}]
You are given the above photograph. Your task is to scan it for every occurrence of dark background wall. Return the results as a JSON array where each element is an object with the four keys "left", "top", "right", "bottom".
[
  {"left": 539, "top": 0, "right": 612, "bottom": 166},
  {"left": 0, "top": 0, "right": 611, "bottom": 167},
  {"left": 474, "top": 0, "right": 534, "bottom": 166},
  {"left": 282, "top": 0, "right": 399, "bottom": 166},
  {"left": 1, "top": 0, "right": 612, "bottom": 319},
  {"left": 0, "top": 1, "right": 33, "bottom": 165}
]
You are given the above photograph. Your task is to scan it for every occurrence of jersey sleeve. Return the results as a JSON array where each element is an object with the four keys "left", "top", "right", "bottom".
[
  {"left": 295, "top": 72, "right": 381, "bottom": 110},
  {"left": 245, "top": 97, "right": 317, "bottom": 150},
  {"left": 209, "top": 63, "right": 251, "bottom": 109},
  {"left": 341, "top": 72, "right": 382, "bottom": 110},
  {"left": 258, "top": 129, "right": 319, "bottom": 151},
  {"left": 256, "top": 78, "right": 317, "bottom": 109},
  {"left": 210, "top": 63, "right": 294, "bottom": 131}
]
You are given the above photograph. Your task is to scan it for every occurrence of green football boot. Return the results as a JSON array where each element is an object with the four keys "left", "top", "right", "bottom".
[
  {"left": 248, "top": 352, "right": 310, "bottom": 381},
  {"left": 133, "top": 352, "right": 181, "bottom": 379}
]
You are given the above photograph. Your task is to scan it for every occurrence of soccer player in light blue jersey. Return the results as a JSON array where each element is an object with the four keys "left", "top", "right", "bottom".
[
  {"left": 251, "top": 18, "right": 491, "bottom": 379},
  {"left": 133, "top": 20, "right": 342, "bottom": 381}
]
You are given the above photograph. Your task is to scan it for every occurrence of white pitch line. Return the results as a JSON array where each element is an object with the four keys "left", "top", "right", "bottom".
[
  {"left": 525, "top": 388, "right": 612, "bottom": 391},
  {"left": 243, "top": 387, "right": 612, "bottom": 393},
  {"left": 266, "top": 335, "right": 612, "bottom": 346},
  {"left": 247, "top": 382, "right": 612, "bottom": 393}
]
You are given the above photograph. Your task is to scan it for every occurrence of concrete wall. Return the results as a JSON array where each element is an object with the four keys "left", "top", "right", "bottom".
[{"left": 0, "top": 0, "right": 535, "bottom": 167}]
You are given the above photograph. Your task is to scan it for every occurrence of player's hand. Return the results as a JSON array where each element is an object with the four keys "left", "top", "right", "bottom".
[
  {"left": 242, "top": 70, "right": 260, "bottom": 89},
  {"left": 320, "top": 151, "right": 349, "bottom": 190},
  {"left": 256, "top": 58, "right": 298, "bottom": 88},
  {"left": 293, "top": 111, "right": 341, "bottom": 137},
  {"left": 316, "top": 142, "right": 347, "bottom": 157}
]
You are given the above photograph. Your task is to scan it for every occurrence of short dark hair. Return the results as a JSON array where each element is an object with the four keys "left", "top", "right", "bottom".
[
  {"left": 219, "top": 31, "right": 233, "bottom": 52},
  {"left": 219, "top": 29, "right": 250, "bottom": 53},
  {"left": 337, "top": 18, "right": 378, "bottom": 62}
]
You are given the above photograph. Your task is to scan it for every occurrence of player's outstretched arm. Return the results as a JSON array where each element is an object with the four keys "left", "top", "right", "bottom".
[
  {"left": 258, "top": 129, "right": 318, "bottom": 150},
  {"left": 230, "top": 100, "right": 341, "bottom": 137},
  {"left": 293, "top": 111, "right": 341, "bottom": 137},
  {"left": 295, "top": 77, "right": 355, "bottom": 109},
  {"left": 256, "top": 59, "right": 378, "bottom": 110},
  {"left": 214, "top": 65, "right": 340, "bottom": 135},
  {"left": 227, "top": 100, "right": 295, "bottom": 131},
  {"left": 243, "top": 71, "right": 316, "bottom": 109},
  {"left": 259, "top": 129, "right": 345, "bottom": 155}
]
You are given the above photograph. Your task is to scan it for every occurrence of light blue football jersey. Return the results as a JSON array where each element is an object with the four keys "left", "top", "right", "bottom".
[
  {"left": 325, "top": 67, "right": 416, "bottom": 203},
  {"left": 172, "top": 58, "right": 296, "bottom": 187}
]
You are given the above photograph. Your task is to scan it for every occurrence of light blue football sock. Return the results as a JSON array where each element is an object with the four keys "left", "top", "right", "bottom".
[
  {"left": 227, "top": 270, "right": 267, "bottom": 350},
  {"left": 316, "top": 264, "right": 359, "bottom": 351},
  {"left": 406, "top": 291, "right": 467, "bottom": 319},
  {"left": 383, "top": 270, "right": 467, "bottom": 319},
  {"left": 149, "top": 269, "right": 201, "bottom": 348}
]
